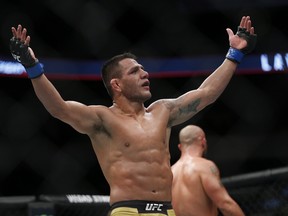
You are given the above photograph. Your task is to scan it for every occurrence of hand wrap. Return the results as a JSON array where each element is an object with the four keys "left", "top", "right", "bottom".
[
  {"left": 226, "top": 26, "right": 257, "bottom": 64},
  {"left": 10, "top": 37, "right": 44, "bottom": 79}
]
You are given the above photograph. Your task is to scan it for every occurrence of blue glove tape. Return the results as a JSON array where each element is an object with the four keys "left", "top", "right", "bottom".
[
  {"left": 226, "top": 47, "right": 244, "bottom": 64},
  {"left": 25, "top": 62, "right": 44, "bottom": 79}
]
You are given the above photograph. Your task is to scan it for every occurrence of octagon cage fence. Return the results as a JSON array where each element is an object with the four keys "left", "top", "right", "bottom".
[{"left": 0, "top": 166, "right": 287, "bottom": 216}]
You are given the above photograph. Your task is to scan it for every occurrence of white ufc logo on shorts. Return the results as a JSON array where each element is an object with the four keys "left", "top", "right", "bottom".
[{"left": 145, "top": 203, "right": 163, "bottom": 211}]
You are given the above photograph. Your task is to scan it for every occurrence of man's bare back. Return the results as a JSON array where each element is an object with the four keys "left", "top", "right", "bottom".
[
  {"left": 172, "top": 125, "right": 245, "bottom": 216},
  {"left": 172, "top": 155, "right": 220, "bottom": 216}
]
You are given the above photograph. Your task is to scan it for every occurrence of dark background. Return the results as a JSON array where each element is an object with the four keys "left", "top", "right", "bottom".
[{"left": 0, "top": 0, "right": 288, "bottom": 196}]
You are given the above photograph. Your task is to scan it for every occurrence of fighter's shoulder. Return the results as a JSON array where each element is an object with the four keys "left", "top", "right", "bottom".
[
  {"left": 202, "top": 159, "right": 220, "bottom": 177},
  {"left": 147, "top": 98, "right": 174, "bottom": 110},
  {"left": 197, "top": 158, "right": 218, "bottom": 173},
  {"left": 87, "top": 104, "right": 112, "bottom": 113},
  {"left": 86, "top": 105, "right": 119, "bottom": 119},
  {"left": 201, "top": 158, "right": 217, "bottom": 168}
]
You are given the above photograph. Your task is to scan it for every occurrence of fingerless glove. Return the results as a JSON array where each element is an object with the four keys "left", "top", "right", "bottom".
[
  {"left": 10, "top": 37, "right": 44, "bottom": 78},
  {"left": 226, "top": 26, "right": 257, "bottom": 64}
]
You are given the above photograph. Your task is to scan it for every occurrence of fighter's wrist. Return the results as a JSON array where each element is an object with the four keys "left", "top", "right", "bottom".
[
  {"left": 225, "top": 47, "right": 244, "bottom": 64},
  {"left": 25, "top": 61, "right": 44, "bottom": 79}
]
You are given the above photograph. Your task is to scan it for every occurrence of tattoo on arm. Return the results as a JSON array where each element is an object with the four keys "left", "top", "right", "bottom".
[
  {"left": 210, "top": 165, "right": 224, "bottom": 187},
  {"left": 178, "top": 98, "right": 200, "bottom": 115},
  {"left": 166, "top": 98, "right": 201, "bottom": 126},
  {"left": 210, "top": 165, "right": 218, "bottom": 175}
]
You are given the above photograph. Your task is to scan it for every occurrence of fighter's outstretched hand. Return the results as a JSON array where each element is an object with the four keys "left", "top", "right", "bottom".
[
  {"left": 225, "top": 16, "right": 257, "bottom": 63},
  {"left": 10, "top": 24, "right": 43, "bottom": 79},
  {"left": 226, "top": 16, "right": 257, "bottom": 54},
  {"left": 10, "top": 24, "right": 37, "bottom": 67}
]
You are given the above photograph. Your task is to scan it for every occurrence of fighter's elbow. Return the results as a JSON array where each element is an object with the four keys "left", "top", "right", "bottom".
[{"left": 48, "top": 104, "right": 69, "bottom": 120}]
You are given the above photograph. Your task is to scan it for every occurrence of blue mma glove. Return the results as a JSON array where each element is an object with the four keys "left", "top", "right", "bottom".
[
  {"left": 10, "top": 37, "right": 44, "bottom": 79},
  {"left": 226, "top": 26, "right": 257, "bottom": 64}
]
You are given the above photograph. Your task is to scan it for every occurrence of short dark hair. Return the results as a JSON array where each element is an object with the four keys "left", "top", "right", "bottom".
[{"left": 101, "top": 52, "right": 137, "bottom": 98}]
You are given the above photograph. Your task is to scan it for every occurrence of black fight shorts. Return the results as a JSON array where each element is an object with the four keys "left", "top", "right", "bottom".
[{"left": 109, "top": 200, "right": 176, "bottom": 216}]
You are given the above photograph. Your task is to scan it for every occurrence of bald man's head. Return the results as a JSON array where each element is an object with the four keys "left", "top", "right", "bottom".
[{"left": 178, "top": 125, "right": 207, "bottom": 155}]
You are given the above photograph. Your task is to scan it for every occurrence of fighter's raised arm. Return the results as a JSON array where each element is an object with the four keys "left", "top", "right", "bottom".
[
  {"left": 10, "top": 24, "right": 102, "bottom": 135},
  {"left": 164, "top": 16, "right": 257, "bottom": 127}
]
